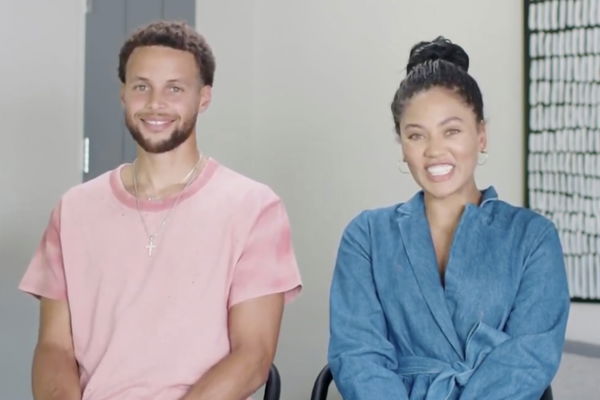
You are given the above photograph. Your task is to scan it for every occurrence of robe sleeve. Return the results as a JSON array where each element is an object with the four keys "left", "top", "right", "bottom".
[
  {"left": 459, "top": 223, "right": 569, "bottom": 400},
  {"left": 328, "top": 212, "right": 409, "bottom": 400}
]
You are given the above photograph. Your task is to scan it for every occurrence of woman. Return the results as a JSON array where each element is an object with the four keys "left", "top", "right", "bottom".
[{"left": 328, "top": 37, "right": 569, "bottom": 400}]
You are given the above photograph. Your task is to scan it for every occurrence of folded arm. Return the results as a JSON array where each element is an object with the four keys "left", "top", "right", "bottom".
[{"left": 459, "top": 224, "right": 570, "bottom": 400}]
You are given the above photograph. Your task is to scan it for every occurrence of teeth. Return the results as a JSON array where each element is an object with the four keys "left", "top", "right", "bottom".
[
  {"left": 145, "top": 120, "right": 170, "bottom": 126},
  {"left": 427, "top": 164, "right": 453, "bottom": 176}
]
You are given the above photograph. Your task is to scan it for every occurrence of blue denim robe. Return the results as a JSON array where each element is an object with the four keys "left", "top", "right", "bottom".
[{"left": 328, "top": 187, "right": 569, "bottom": 400}]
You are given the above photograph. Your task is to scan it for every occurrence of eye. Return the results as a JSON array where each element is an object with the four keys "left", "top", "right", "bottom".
[
  {"left": 169, "top": 86, "right": 183, "bottom": 93},
  {"left": 445, "top": 128, "right": 461, "bottom": 136},
  {"left": 132, "top": 84, "right": 148, "bottom": 92},
  {"left": 407, "top": 132, "right": 423, "bottom": 141}
]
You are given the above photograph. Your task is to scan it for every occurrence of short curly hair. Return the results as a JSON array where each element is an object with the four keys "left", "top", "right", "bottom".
[{"left": 118, "top": 20, "right": 215, "bottom": 86}]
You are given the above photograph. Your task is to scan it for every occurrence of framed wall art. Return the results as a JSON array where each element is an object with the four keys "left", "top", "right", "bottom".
[{"left": 525, "top": 0, "right": 600, "bottom": 301}]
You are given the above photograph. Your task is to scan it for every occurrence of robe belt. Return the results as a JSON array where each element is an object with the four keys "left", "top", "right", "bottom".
[
  {"left": 395, "top": 321, "right": 511, "bottom": 400},
  {"left": 395, "top": 355, "right": 473, "bottom": 400}
]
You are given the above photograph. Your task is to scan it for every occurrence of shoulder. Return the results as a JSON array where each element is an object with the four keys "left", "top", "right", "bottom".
[
  {"left": 351, "top": 204, "right": 400, "bottom": 225},
  {"left": 342, "top": 203, "right": 402, "bottom": 240},
  {"left": 488, "top": 199, "right": 555, "bottom": 235},
  {"left": 47, "top": 168, "right": 116, "bottom": 218},
  {"left": 61, "top": 168, "right": 114, "bottom": 204},
  {"left": 485, "top": 200, "right": 559, "bottom": 256},
  {"left": 475, "top": 186, "right": 553, "bottom": 235},
  {"left": 209, "top": 160, "right": 283, "bottom": 209},
  {"left": 38, "top": 168, "right": 115, "bottom": 231}
]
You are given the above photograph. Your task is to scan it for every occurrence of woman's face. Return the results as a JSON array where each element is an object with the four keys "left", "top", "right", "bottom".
[{"left": 399, "top": 86, "right": 486, "bottom": 201}]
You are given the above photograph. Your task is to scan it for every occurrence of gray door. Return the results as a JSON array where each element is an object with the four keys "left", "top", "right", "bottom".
[{"left": 84, "top": 0, "right": 195, "bottom": 181}]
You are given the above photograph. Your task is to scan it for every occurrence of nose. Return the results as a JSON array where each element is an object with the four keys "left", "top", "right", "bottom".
[
  {"left": 146, "top": 89, "right": 167, "bottom": 110},
  {"left": 424, "top": 136, "right": 446, "bottom": 158}
]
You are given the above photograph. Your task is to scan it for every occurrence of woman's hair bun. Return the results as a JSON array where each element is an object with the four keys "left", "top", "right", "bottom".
[{"left": 406, "top": 36, "right": 469, "bottom": 74}]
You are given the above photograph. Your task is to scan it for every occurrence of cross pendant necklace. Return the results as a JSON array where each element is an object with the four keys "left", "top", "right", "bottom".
[
  {"left": 132, "top": 156, "right": 204, "bottom": 257},
  {"left": 145, "top": 235, "right": 157, "bottom": 256}
]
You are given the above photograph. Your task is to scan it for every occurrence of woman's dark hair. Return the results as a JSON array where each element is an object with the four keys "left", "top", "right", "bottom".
[
  {"left": 391, "top": 36, "right": 484, "bottom": 135},
  {"left": 118, "top": 20, "right": 215, "bottom": 86}
]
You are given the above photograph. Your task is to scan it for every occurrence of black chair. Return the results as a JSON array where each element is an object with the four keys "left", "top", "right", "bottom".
[
  {"left": 310, "top": 364, "right": 554, "bottom": 400},
  {"left": 540, "top": 386, "right": 554, "bottom": 400},
  {"left": 310, "top": 364, "right": 333, "bottom": 400},
  {"left": 264, "top": 364, "right": 281, "bottom": 400}
]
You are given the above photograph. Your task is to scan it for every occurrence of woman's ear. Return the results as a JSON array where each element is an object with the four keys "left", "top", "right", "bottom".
[{"left": 478, "top": 121, "right": 488, "bottom": 151}]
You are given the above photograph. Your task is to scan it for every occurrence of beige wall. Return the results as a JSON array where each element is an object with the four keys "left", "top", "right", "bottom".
[
  {"left": 1, "top": 0, "right": 598, "bottom": 398},
  {"left": 0, "top": 1, "right": 85, "bottom": 398}
]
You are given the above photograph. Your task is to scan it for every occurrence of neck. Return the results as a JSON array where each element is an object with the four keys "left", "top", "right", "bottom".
[
  {"left": 127, "top": 134, "right": 204, "bottom": 198},
  {"left": 424, "top": 182, "right": 481, "bottom": 231}
]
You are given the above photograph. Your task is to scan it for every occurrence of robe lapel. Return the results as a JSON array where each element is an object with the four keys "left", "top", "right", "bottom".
[{"left": 396, "top": 193, "right": 464, "bottom": 358}]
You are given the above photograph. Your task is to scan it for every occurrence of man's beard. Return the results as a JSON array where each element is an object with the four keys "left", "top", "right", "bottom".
[{"left": 125, "top": 112, "right": 198, "bottom": 154}]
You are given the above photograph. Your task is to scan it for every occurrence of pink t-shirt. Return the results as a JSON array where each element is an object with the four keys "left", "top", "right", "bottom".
[{"left": 19, "top": 158, "right": 302, "bottom": 400}]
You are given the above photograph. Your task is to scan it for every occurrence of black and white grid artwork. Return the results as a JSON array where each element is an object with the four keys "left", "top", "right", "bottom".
[{"left": 526, "top": 0, "right": 600, "bottom": 300}]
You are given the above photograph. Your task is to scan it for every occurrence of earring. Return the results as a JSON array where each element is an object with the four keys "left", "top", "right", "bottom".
[
  {"left": 397, "top": 160, "right": 410, "bottom": 174},
  {"left": 477, "top": 150, "right": 489, "bottom": 166}
]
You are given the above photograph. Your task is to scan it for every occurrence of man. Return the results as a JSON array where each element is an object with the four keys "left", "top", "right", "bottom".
[{"left": 20, "top": 20, "right": 302, "bottom": 400}]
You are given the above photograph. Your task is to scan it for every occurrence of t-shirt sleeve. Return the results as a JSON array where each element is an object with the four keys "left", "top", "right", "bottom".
[
  {"left": 19, "top": 203, "right": 67, "bottom": 300},
  {"left": 228, "top": 194, "right": 302, "bottom": 308}
]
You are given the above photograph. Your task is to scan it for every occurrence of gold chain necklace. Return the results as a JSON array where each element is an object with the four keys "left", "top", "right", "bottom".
[{"left": 132, "top": 155, "right": 204, "bottom": 256}]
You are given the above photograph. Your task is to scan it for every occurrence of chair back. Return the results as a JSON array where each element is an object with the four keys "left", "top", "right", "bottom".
[
  {"left": 310, "top": 365, "right": 333, "bottom": 400},
  {"left": 264, "top": 364, "right": 281, "bottom": 400},
  {"left": 540, "top": 386, "right": 553, "bottom": 400}
]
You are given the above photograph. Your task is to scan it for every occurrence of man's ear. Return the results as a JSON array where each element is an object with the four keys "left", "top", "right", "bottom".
[
  {"left": 120, "top": 84, "right": 126, "bottom": 107},
  {"left": 198, "top": 85, "right": 212, "bottom": 113}
]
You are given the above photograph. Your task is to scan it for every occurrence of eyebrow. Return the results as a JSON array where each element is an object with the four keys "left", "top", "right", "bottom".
[
  {"left": 130, "top": 76, "right": 188, "bottom": 84},
  {"left": 403, "top": 116, "right": 464, "bottom": 130},
  {"left": 130, "top": 76, "right": 150, "bottom": 82},
  {"left": 439, "top": 116, "right": 464, "bottom": 125}
]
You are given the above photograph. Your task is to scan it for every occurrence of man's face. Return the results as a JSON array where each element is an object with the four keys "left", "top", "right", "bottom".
[{"left": 120, "top": 45, "right": 211, "bottom": 154}]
